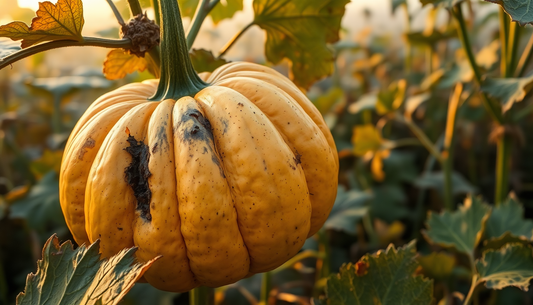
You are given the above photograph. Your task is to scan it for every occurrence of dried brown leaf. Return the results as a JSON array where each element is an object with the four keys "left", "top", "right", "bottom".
[{"left": 103, "top": 49, "right": 147, "bottom": 80}]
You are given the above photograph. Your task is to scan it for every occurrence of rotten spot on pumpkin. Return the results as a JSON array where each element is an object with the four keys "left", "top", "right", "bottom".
[
  {"left": 78, "top": 137, "right": 96, "bottom": 160},
  {"left": 293, "top": 151, "right": 302, "bottom": 166},
  {"left": 124, "top": 135, "right": 152, "bottom": 221}
]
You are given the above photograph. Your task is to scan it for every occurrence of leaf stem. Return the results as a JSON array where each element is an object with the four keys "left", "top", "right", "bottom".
[
  {"left": 499, "top": 9, "right": 509, "bottom": 77},
  {"left": 189, "top": 286, "right": 215, "bottom": 305},
  {"left": 495, "top": 133, "right": 512, "bottom": 205},
  {"left": 452, "top": 4, "right": 504, "bottom": 125},
  {"left": 463, "top": 274, "right": 479, "bottom": 305},
  {"left": 259, "top": 271, "right": 272, "bottom": 305},
  {"left": 151, "top": 0, "right": 161, "bottom": 25},
  {"left": 186, "top": 0, "right": 214, "bottom": 49},
  {"left": 105, "top": 0, "right": 126, "bottom": 25},
  {"left": 395, "top": 114, "right": 443, "bottom": 163},
  {"left": 218, "top": 22, "right": 254, "bottom": 58},
  {"left": 515, "top": 32, "right": 533, "bottom": 77},
  {"left": 127, "top": 0, "right": 143, "bottom": 16},
  {"left": 507, "top": 20, "right": 520, "bottom": 77},
  {"left": 0, "top": 37, "right": 132, "bottom": 70},
  {"left": 443, "top": 83, "right": 463, "bottom": 211}
]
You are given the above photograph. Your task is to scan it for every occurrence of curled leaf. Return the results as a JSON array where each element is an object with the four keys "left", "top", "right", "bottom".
[{"left": 0, "top": 0, "right": 84, "bottom": 48}]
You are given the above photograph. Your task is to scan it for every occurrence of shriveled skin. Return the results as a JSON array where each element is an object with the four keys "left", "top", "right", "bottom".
[
  {"left": 60, "top": 62, "right": 337, "bottom": 291},
  {"left": 173, "top": 97, "right": 250, "bottom": 286},
  {"left": 85, "top": 102, "right": 157, "bottom": 258},
  {"left": 211, "top": 77, "right": 338, "bottom": 237},
  {"left": 195, "top": 87, "right": 311, "bottom": 273},
  {"left": 132, "top": 100, "right": 197, "bottom": 292}
]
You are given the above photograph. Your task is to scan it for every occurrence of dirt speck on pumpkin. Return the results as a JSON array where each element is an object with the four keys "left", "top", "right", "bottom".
[{"left": 124, "top": 135, "right": 152, "bottom": 221}]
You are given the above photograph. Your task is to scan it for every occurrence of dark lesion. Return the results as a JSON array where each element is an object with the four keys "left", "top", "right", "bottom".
[{"left": 124, "top": 134, "right": 152, "bottom": 221}]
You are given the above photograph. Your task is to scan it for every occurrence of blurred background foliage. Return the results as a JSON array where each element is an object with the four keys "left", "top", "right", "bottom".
[{"left": 2, "top": 0, "right": 533, "bottom": 304}]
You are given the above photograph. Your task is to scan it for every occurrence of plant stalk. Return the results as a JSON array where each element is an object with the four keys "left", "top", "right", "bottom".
[
  {"left": 316, "top": 229, "right": 331, "bottom": 281},
  {"left": 190, "top": 286, "right": 215, "bottom": 305},
  {"left": 106, "top": 0, "right": 126, "bottom": 25},
  {"left": 259, "top": 272, "right": 272, "bottom": 305},
  {"left": 151, "top": 0, "right": 161, "bottom": 25},
  {"left": 463, "top": 274, "right": 479, "bottom": 305},
  {"left": 187, "top": 0, "right": 220, "bottom": 49},
  {"left": 516, "top": 32, "right": 533, "bottom": 77},
  {"left": 495, "top": 133, "right": 512, "bottom": 205},
  {"left": 127, "top": 0, "right": 143, "bottom": 16},
  {"left": 218, "top": 22, "right": 254, "bottom": 58},
  {"left": 499, "top": 9, "right": 509, "bottom": 77},
  {"left": 396, "top": 114, "right": 443, "bottom": 163},
  {"left": 453, "top": 4, "right": 504, "bottom": 124},
  {"left": 0, "top": 37, "right": 132, "bottom": 70},
  {"left": 507, "top": 20, "right": 521, "bottom": 77},
  {"left": 442, "top": 84, "right": 463, "bottom": 210}
]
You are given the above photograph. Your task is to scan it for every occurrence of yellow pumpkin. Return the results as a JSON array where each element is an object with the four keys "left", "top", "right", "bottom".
[{"left": 59, "top": 0, "right": 338, "bottom": 292}]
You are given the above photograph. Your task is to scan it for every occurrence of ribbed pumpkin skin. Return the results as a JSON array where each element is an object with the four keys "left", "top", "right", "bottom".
[{"left": 59, "top": 62, "right": 338, "bottom": 292}]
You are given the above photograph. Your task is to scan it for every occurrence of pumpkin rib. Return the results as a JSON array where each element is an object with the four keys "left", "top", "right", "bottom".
[
  {"left": 210, "top": 68, "right": 339, "bottom": 169},
  {"left": 60, "top": 101, "right": 146, "bottom": 246},
  {"left": 212, "top": 76, "right": 338, "bottom": 237},
  {"left": 195, "top": 86, "right": 311, "bottom": 273},
  {"left": 133, "top": 100, "right": 198, "bottom": 292},
  {"left": 85, "top": 102, "right": 158, "bottom": 258},
  {"left": 173, "top": 97, "right": 251, "bottom": 287}
]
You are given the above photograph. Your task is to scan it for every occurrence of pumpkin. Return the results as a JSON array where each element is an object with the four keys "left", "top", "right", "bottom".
[{"left": 59, "top": 0, "right": 338, "bottom": 292}]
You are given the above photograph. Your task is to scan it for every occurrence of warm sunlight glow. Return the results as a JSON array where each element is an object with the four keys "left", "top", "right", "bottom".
[{"left": 17, "top": 0, "right": 39, "bottom": 11}]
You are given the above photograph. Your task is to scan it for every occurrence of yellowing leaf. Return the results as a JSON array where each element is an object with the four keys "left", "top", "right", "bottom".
[
  {"left": 104, "top": 49, "right": 148, "bottom": 80},
  {"left": 253, "top": 0, "right": 350, "bottom": 89},
  {"left": 190, "top": 48, "right": 229, "bottom": 73},
  {"left": 352, "top": 124, "right": 383, "bottom": 156},
  {"left": 418, "top": 252, "right": 455, "bottom": 281},
  {"left": 0, "top": 0, "right": 84, "bottom": 48}
]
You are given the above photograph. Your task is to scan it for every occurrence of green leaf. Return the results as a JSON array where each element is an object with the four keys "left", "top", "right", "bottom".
[
  {"left": 16, "top": 235, "right": 159, "bottom": 305},
  {"left": 326, "top": 241, "right": 433, "bottom": 305},
  {"left": 371, "top": 184, "right": 410, "bottom": 223},
  {"left": 480, "top": 75, "right": 533, "bottom": 113},
  {"left": 405, "top": 30, "right": 455, "bottom": 46},
  {"left": 418, "top": 252, "right": 455, "bottom": 281},
  {"left": 189, "top": 48, "right": 229, "bottom": 73},
  {"left": 376, "top": 80, "right": 406, "bottom": 115},
  {"left": 477, "top": 244, "right": 533, "bottom": 291},
  {"left": 313, "top": 87, "right": 344, "bottom": 114},
  {"left": 0, "top": 0, "right": 84, "bottom": 48},
  {"left": 324, "top": 187, "right": 371, "bottom": 234},
  {"left": 179, "top": 0, "right": 243, "bottom": 25},
  {"left": 423, "top": 195, "right": 492, "bottom": 255},
  {"left": 484, "top": 195, "right": 533, "bottom": 247},
  {"left": 414, "top": 171, "right": 477, "bottom": 195},
  {"left": 485, "top": 0, "right": 533, "bottom": 26},
  {"left": 253, "top": 0, "right": 350, "bottom": 89}
]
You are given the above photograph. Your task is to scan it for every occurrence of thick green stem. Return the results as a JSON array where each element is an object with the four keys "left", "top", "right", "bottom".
[
  {"left": 0, "top": 37, "right": 132, "bottom": 70},
  {"left": 259, "top": 272, "right": 272, "bottom": 305},
  {"left": 442, "top": 84, "right": 463, "bottom": 210},
  {"left": 507, "top": 21, "right": 521, "bottom": 77},
  {"left": 127, "top": 0, "right": 143, "bottom": 16},
  {"left": 453, "top": 4, "right": 504, "bottom": 124},
  {"left": 499, "top": 9, "right": 509, "bottom": 77},
  {"left": 151, "top": 0, "right": 208, "bottom": 101},
  {"left": 189, "top": 286, "right": 215, "bottom": 305},
  {"left": 495, "top": 134, "right": 512, "bottom": 205}
]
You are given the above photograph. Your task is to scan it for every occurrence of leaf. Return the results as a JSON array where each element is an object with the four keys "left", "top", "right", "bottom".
[
  {"left": 376, "top": 80, "right": 406, "bottom": 115},
  {"left": 352, "top": 124, "right": 383, "bottom": 156},
  {"left": 0, "top": 0, "right": 84, "bottom": 48},
  {"left": 189, "top": 48, "right": 229, "bottom": 73},
  {"left": 414, "top": 171, "right": 477, "bottom": 195},
  {"left": 405, "top": 30, "right": 455, "bottom": 46},
  {"left": 179, "top": 0, "right": 244, "bottom": 25},
  {"left": 324, "top": 186, "right": 371, "bottom": 234},
  {"left": 418, "top": 252, "right": 455, "bottom": 281},
  {"left": 103, "top": 49, "right": 148, "bottom": 80},
  {"left": 484, "top": 195, "right": 533, "bottom": 247},
  {"left": 480, "top": 75, "right": 533, "bottom": 113},
  {"left": 253, "top": 0, "right": 350, "bottom": 89},
  {"left": 313, "top": 87, "right": 345, "bottom": 114},
  {"left": 16, "top": 235, "right": 159, "bottom": 305},
  {"left": 423, "top": 195, "right": 492, "bottom": 255},
  {"left": 485, "top": 0, "right": 533, "bottom": 26},
  {"left": 371, "top": 184, "right": 410, "bottom": 223},
  {"left": 347, "top": 92, "right": 377, "bottom": 114},
  {"left": 405, "top": 93, "right": 431, "bottom": 119},
  {"left": 30, "top": 150, "right": 63, "bottom": 179},
  {"left": 477, "top": 243, "right": 533, "bottom": 291},
  {"left": 326, "top": 241, "right": 433, "bottom": 305}
]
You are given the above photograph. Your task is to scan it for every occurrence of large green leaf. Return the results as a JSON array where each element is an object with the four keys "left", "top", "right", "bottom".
[
  {"left": 16, "top": 235, "right": 159, "bottom": 305},
  {"left": 485, "top": 0, "right": 533, "bottom": 26},
  {"left": 324, "top": 187, "right": 371, "bottom": 235},
  {"left": 477, "top": 244, "right": 533, "bottom": 290},
  {"left": 326, "top": 241, "right": 433, "bottom": 305},
  {"left": 423, "top": 196, "right": 491, "bottom": 255},
  {"left": 484, "top": 195, "right": 533, "bottom": 248},
  {"left": 253, "top": 0, "right": 350, "bottom": 88},
  {"left": 480, "top": 75, "right": 533, "bottom": 112},
  {"left": 179, "top": 0, "right": 243, "bottom": 25}
]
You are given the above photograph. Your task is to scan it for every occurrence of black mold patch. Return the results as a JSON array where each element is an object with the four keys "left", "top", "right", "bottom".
[
  {"left": 178, "top": 108, "right": 225, "bottom": 178},
  {"left": 124, "top": 135, "right": 152, "bottom": 221},
  {"left": 155, "top": 121, "right": 170, "bottom": 153},
  {"left": 293, "top": 151, "right": 302, "bottom": 166}
]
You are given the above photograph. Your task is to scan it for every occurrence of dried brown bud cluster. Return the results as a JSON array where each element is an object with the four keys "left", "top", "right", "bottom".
[{"left": 120, "top": 13, "right": 160, "bottom": 58}]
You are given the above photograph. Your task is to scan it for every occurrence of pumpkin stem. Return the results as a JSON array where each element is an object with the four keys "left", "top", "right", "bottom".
[{"left": 150, "top": 0, "right": 207, "bottom": 101}]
